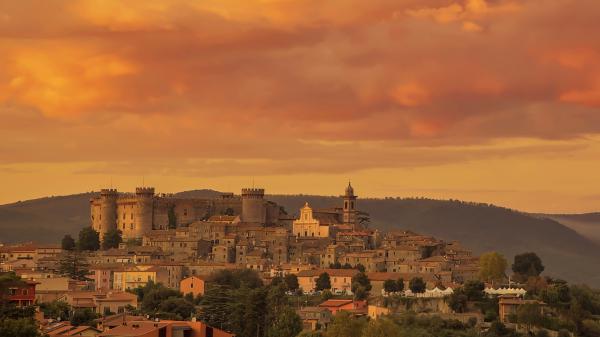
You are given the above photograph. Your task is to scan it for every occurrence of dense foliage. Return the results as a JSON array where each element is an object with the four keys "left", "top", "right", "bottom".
[
  {"left": 77, "top": 227, "right": 100, "bottom": 251},
  {"left": 0, "top": 273, "right": 43, "bottom": 337},
  {"left": 198, "top": 269, "right": 302, "bottom": 337},
  {"left": 101, "top": 228, "right": 122, "bottom": 250}
]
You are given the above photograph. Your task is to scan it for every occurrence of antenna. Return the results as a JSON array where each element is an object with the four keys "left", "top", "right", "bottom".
[{"left": 142, "top": 176, "right": 145, "bottom": 188}]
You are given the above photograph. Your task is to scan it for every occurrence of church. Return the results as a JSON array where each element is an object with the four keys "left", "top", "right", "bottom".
[{"left": 292, "top": 182, "right": 363, "bottom": 238}]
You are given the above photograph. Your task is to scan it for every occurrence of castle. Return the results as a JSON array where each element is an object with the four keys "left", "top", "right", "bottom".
[{"left": 90, "top": 187, "right": 282, "bottom": 240}]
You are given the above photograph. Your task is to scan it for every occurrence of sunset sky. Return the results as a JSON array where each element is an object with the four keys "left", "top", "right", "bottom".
[{"left": 1, "top": 0, "right": 600, "bottom": 213}]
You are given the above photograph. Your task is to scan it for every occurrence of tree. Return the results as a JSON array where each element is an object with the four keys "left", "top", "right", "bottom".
[
  {"left": 77, "top": 227, "right": 100, "bottom": 251},
  {"left": 325, "top": 311, "right": 366, "bottom": 337},
  {"left": 448, "top": 290, "right": 468, "bottom": 313},
  {"left": 316, "top": 273, "right": 331, "bottom": 291},
  {"left": 479, "top": 251, "right": 507, "bottom": 284},
  {"left": 266, "top": 306, "right": 302, "bottom": 337},
  {"left": 396, "top": 278, "right": 404, "bottom": 292},
  {"left": 321, "top": 290, "right": 333, "bottom": 301},
  {"left": 58, "top": 252, "right": 91, "bottom": 281},
  {"left": 516, "top": 303, "right": 543, "bottom": 332},
  {"left": 61, "top": 235, "right": 76, "bottom": 251},
  {"left": 71, "top": 308, "right": 98, "bottom": 326},
  {"left": 351, "top": 272, "right": 372, "bottom": 300},
  {"left": 512, "top": 252, "right": 544, "bottom": 281},
  {"left": 361, "top": 318, "right": 402, "bottom": 337},
  {"left": 101, "top": 229, "right": 122, "bottom": 250},
  {"left": 140, "top": 284, "right": 181, "bottom": 313},
  {"left": 284, "top": 274, "right": 299, "bottom": 292},
  {"left": 40, "top": 300, "right": 70, "bottom": 321},
  {"left": 540, "top": 279, "right": 570, "bottom": 307},
  {"left": 158, "top": 297, "right": 195, "bottom": 319},
  {"left": 210, "top": 269, "right": 263, "bottom": 289},
  {"left": 463, "top": 280, "right": 485, "bottom": 301},
  {"left": 383, "top": 279, "right": 398, "bottom": 293},
  {"left": 0, "top": 318, "right": 44, "bottom": 337},
  {"left": 409, "top": 277, "right": 426, "bottom": 293},
  {"left": 356, "top": 264, "right": 366, "bottom": 273},
  {"left": 198, "top": 285, "right": 231, "bottom": 331}
]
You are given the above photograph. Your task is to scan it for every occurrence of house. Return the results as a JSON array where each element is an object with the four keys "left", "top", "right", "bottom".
[
  {"left": 318, "top": 299, "right": 367, "bottom": 315},
  {"left": 98, "top": 319, "right": 235, "bottom": 337},
  {"left": 498, "top": 295, "right": 546, "bottom": 323},
  {"left": 368, "top": 305, "right": 389, "bottom": 320},
  {"left": 180, "top": 276, "right": 205, "bottom": 298},
  {"left": 297, "top": 269, "right": 359, "bottom": 294},
  {"left": 298, "top": 307, "right": 332, "bottom": 331},
  {"left": 43, "top": 322, "right": 101, "bottom": 337},
  {"left": 5, "top": 278, "right": 38, "bottom": 307},
  {"left": 60, "top": 291, "right": 137, "bottom": 314}
]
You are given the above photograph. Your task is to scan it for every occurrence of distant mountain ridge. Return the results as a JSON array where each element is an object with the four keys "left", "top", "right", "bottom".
[{"left": 1, "top": 189, "right": 599, "bottom": 286}]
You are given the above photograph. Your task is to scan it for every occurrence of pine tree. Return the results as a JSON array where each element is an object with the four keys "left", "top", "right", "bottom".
[
  {"left": 316, "top": 273, "right": 331, "bottom": 291},
  {"left": 101, "top": 229, "right": 122, "bottom": 250},
  {"left": 58, "top": 252, "right": 91, "bottom": 281},
  {"left": 61, "top": 235, "right": 76, "bottom": 251}
]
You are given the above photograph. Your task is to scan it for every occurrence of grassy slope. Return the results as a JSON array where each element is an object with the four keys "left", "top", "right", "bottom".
[{"left": 0, "top": 191, "right": 599, "bottom": 285}]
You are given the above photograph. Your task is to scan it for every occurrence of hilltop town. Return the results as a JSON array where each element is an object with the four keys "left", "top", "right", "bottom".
[{"left": 3, "top": 183, "right": 598, "bottom": 337}]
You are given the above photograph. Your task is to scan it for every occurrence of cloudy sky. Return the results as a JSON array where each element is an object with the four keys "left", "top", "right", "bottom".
[{"left": 1, "top": 0, "right": 599, "bottom": 212}]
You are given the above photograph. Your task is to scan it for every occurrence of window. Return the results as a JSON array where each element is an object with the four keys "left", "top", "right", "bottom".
[{"left": 130, "top": 223, "right": 134, "bottom": 229}]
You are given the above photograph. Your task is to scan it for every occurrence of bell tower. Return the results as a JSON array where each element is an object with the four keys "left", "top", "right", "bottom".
[{"left": 342, "top": 181, "right": 357, "bottom": 226}]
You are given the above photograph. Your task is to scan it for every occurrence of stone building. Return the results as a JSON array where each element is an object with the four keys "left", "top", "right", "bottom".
[{"left": 91, "top": 186, "right": 284, "bottom": 240}]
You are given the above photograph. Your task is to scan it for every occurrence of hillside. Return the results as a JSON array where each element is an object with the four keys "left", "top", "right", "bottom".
[
  {"left": 1, "top": 190, "right": 599, "bottom": 286},
  {"left": 542, "top": 213, "right": 600, "bottom": 245}
]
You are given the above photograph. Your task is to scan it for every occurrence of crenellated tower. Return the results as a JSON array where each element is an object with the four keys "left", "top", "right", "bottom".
[
  {"left": 241, "top": 188, "right": 266, "bottom": 224},
  {"left": 133, "top": 187, "right": 155, "bottom": 239},
  {"left": 95, "top": 188, "right": 118, "bottom": 239}
]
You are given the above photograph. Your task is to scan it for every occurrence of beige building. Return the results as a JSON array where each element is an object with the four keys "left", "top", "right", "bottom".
[
  {"left": 297, "top": 269, "right": 359, "bottom": 294},
  {"left": 293, "top": 203, "right": 330, "bottom": 238}
]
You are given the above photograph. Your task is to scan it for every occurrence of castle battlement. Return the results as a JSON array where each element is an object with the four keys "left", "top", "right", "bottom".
[
  {"left": 241, "top": 188, "right": 265, "bottom": 198},
  {"left": 135, "top": 187, "right": 155, "bottom": 196},
  {"left": 100, "top": 188, "right": 118, "bottom": 196}
]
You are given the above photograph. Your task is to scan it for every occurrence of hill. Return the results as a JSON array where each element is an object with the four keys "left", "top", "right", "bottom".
[
  {"left": 1, "top": 190, "right": 599, "bottom": 286},
  {"left": 542, "top": 213, "right": 600, "bottom": 245}
]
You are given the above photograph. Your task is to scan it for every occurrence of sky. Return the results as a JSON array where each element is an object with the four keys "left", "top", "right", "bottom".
[{"left": 1, "top": 0, "right": 600, "bottom": 213}]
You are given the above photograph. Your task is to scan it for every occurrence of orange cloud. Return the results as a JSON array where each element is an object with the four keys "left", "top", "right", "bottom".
[{"left": 1, "top": 0, "right": 600, "bottom": 211}]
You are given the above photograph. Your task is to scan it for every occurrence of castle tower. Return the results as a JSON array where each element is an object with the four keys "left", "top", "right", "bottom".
[
  {"left": 96, "top": 189, "right": 118, "bottom": 239},
  {"left": 241, "top": 188, "right": 266, "bottom": 224},
  {"left": 342, "top": 182, "right": 357, "bottom": 226},
  {"left": 133, "top": 187, "right": 155, "bottom": 239}
]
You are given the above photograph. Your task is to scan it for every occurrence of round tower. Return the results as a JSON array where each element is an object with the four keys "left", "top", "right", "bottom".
[
  {"left": 133, "top": 187, "right": 155, "bottom": 238},
  {"left": 97, "top": 189, "right": 118, "bottom": 239},
  {"left": 241, "top": 188, "right": 266, "bottom": 224}
]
